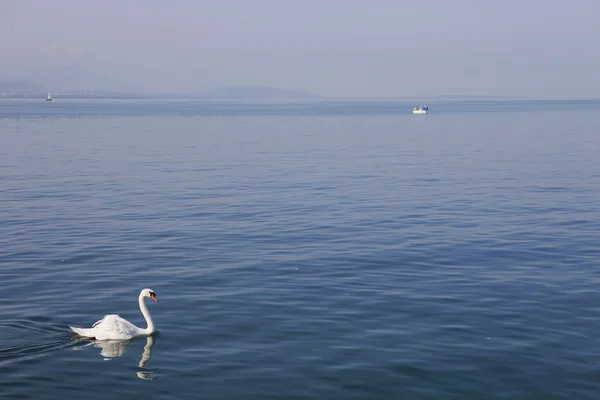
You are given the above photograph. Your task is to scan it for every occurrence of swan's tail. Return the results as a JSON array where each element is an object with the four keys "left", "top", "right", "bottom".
[{"left": 69, "top": 326, "right": 95, "bottom": 338}]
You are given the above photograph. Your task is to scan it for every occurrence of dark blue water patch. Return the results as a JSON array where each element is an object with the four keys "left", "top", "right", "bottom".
[{"left": 0, "top": 318, "right": 73, "bottom": 366}]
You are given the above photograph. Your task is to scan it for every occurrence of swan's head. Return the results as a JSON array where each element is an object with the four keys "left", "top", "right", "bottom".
[{"left": 141, "top": 288, "right": 159, "bottom": 303}]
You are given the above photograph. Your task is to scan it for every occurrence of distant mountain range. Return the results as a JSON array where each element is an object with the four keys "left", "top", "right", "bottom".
[
  {"left": 0, "top": 65, "right": 323, "bottom": 99},
  {"left": 0, "top": 80, "right": 48, "bottom": 93},
  {"left": 185, "top": 85, "right": 322, "bottom": 100},
  {"left": 1, "top": 65, "right": 155, "bottom": 93}
]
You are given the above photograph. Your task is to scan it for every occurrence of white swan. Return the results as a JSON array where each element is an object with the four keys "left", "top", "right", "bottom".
[{"left": 69, "top": 288, "right": 159, "bottom": 340}]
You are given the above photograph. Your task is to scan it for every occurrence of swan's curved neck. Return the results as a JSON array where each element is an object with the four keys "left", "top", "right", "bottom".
[{"left": 138, "top": 294, "right": 155, "bottom": 334}]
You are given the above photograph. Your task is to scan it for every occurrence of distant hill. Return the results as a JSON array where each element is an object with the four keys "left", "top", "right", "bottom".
[
  {"left": 187, "top": 85, "right": 322, "bottom": 100},
  {"left": 2, "top": 65, "right": 156, "bottom": 93},
  {"left": 0, "top": 80, "right": 47, "bottom": 93}
]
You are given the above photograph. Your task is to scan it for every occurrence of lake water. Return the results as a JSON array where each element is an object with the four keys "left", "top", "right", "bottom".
[{"left": 1, "top": 99, "right": 600, "bottom": 399}]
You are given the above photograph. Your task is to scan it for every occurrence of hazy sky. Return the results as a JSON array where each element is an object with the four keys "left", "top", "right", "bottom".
[{"left": 1, "top": 0, "right": 599, "bottom": 98}]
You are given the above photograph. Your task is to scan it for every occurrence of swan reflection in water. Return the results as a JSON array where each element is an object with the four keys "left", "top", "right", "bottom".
[{"left": 75, "top": 335, "right": 158, "bottom": 380}]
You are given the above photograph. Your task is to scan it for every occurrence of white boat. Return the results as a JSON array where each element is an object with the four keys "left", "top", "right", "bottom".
[
  {"left": 412, "top": 105, "right": 428, "bottom": 114},
  {"left": 46, "top": 91, "right": 52, "bottom": 101}
]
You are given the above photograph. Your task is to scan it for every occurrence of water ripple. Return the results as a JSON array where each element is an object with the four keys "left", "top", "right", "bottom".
[{"left": 1, "top": 100, "right": 600, "bottom": 399}]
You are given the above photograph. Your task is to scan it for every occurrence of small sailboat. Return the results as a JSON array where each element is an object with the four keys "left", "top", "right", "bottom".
[{"left": 46, "top": 91, "right": 52, "bottom": 101}]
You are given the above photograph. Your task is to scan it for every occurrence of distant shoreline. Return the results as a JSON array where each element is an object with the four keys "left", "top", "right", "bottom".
[{"left": 1, "top": 94, "right": 599, "bottom": 102}]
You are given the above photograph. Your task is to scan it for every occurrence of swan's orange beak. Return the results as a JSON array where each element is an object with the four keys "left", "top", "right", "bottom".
[{"left": 150, "top": 293, "right": 158, "bottom": 302}]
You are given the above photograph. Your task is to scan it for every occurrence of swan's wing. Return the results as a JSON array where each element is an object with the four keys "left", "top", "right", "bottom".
[
  {"left": 92, "top": 314, "right": 141, "bottom": 340},
  {"left": 92, "top": 314, "right": 125, "bottom": 327}
]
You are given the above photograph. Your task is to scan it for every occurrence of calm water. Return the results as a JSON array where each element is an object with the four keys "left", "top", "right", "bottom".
[{"left": 1, "top": 99, "right": 600, "bottom": 399}]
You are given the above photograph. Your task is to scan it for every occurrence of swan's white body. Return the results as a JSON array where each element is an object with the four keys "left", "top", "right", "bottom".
[{"left": 70, "top": 288, "right": 158, "bottom": 340}]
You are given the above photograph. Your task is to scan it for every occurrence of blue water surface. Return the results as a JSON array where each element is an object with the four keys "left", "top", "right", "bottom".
[{"left": 1, "top": 99, "right": 600, "bottom": 399}]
